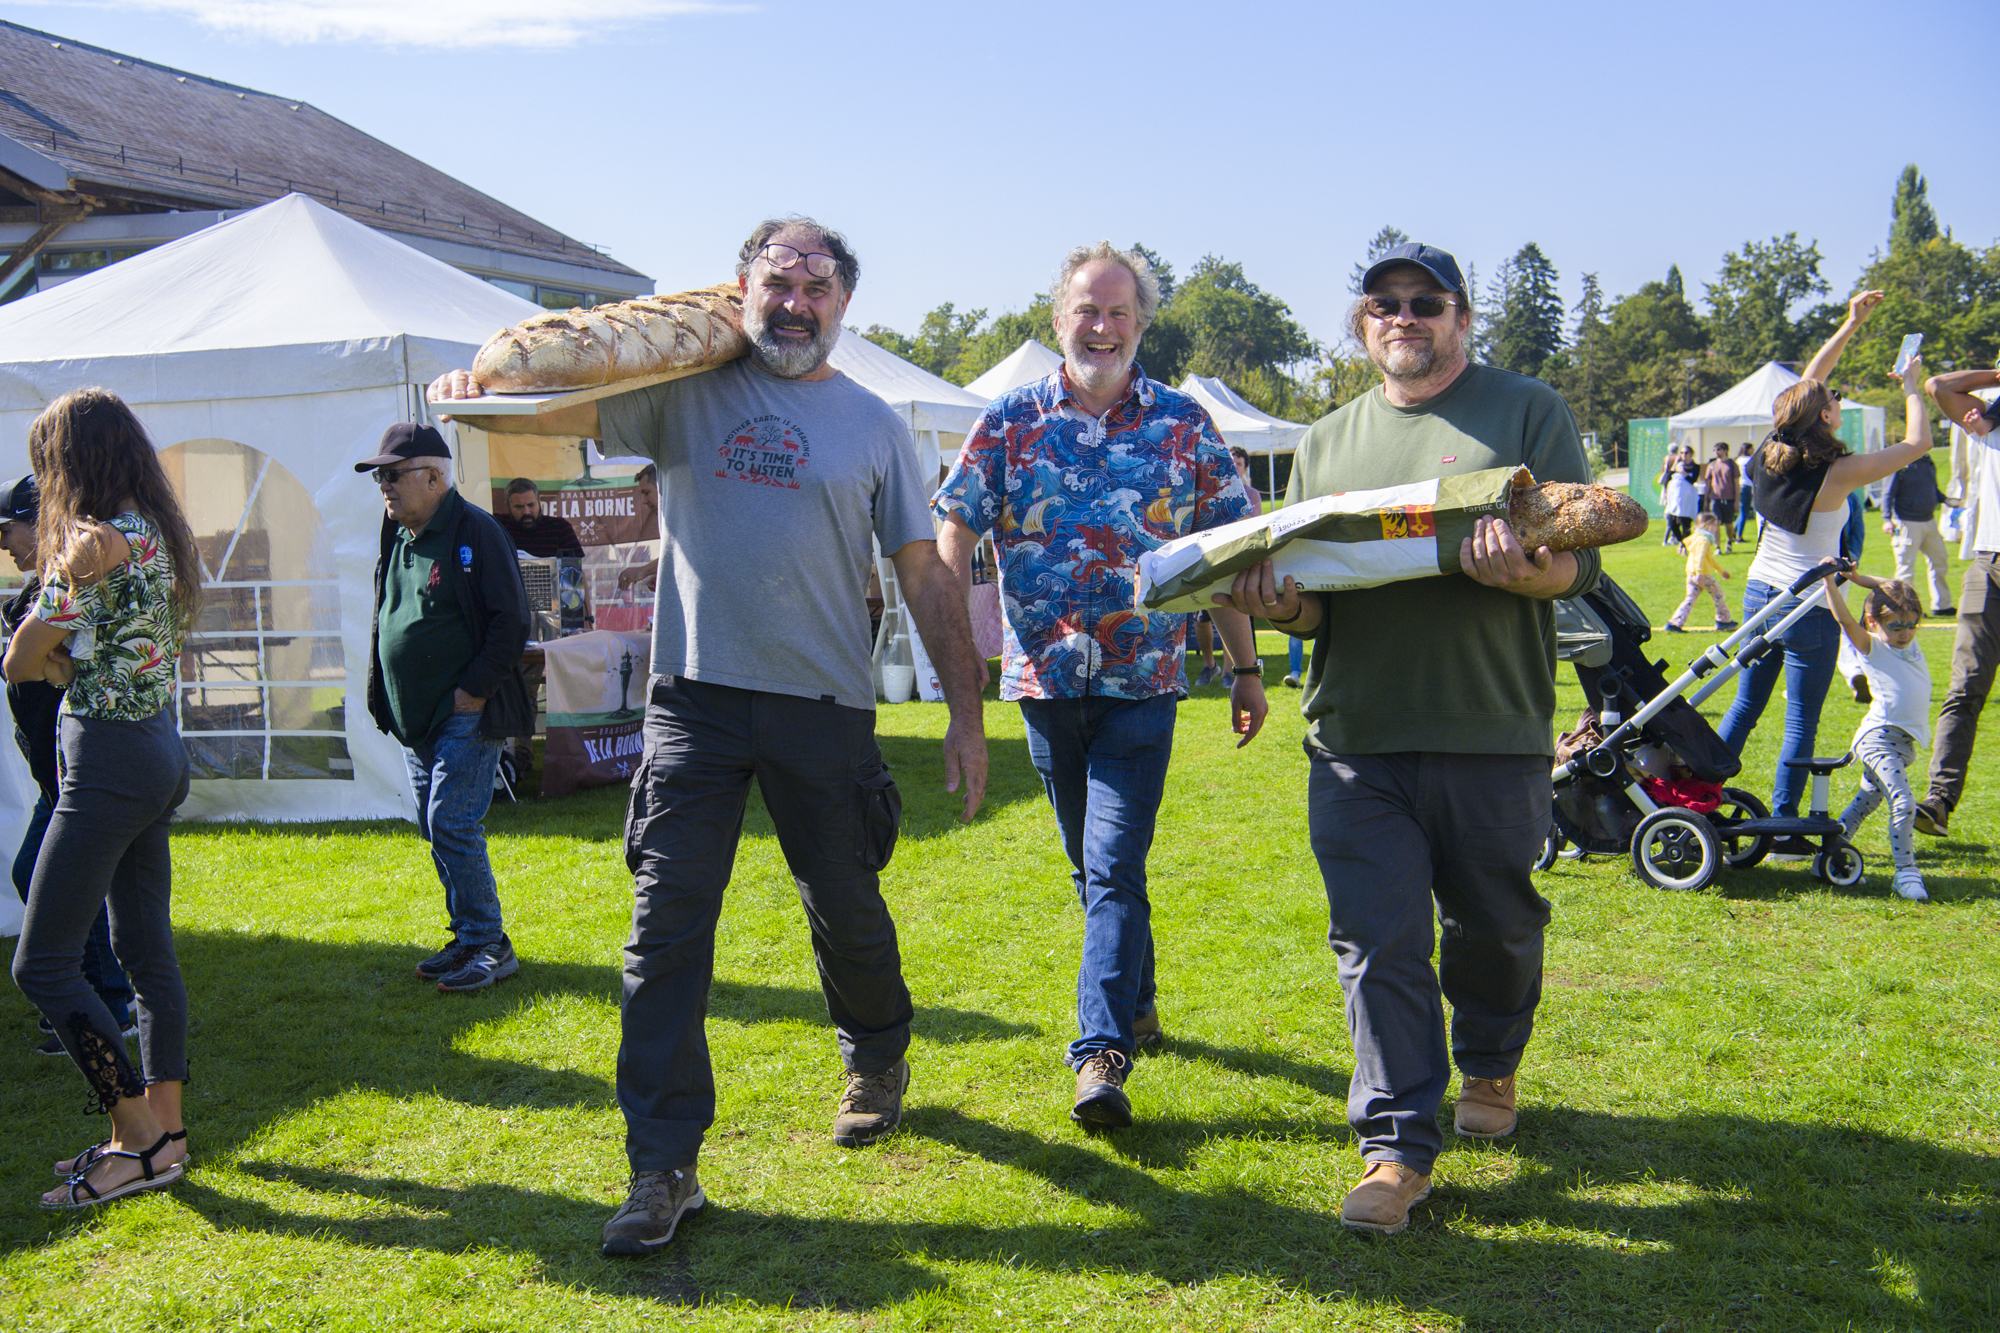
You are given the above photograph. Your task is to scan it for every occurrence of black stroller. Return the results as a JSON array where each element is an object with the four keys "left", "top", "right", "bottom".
[{"left": 1539, "top": 560, "right": 1866, "bottom": 892}]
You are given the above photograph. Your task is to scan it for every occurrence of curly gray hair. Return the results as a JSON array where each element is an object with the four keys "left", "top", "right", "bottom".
[{"left": 1050, "top": 241, "right": 1161, "bottom": 329}]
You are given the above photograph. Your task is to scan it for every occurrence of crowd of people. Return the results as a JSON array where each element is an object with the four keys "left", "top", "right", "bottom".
[{"left": 7, "top": 218, "right": 1995, "bottom": 1247}]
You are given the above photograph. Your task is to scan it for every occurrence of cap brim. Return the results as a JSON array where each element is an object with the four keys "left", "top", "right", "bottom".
[{"left": 353, "top": 452, "right": 446, "bottom": 472}]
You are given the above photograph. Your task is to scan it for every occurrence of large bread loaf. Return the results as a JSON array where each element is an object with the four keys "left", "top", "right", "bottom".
[
  {"left": 472, "top": 283, "right": 748, "bottom": 392},
  {"left": 1508, "top": 472, "right": 1649, "bottom": 551}
]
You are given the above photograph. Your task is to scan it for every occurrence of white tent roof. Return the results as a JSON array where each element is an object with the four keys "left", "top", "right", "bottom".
[
  {"left": 1179, "top": 374, "right": 1307, "bottom": 452},
  {"left": 1668, "top": 362, "right": 1807, "bottom": 430},
  {"left": 0, "top": 192, "right": 541, "bottom": 410},
  {"left": 827, "top": 329, "right": 989, "bottom": 435},
  {"left": 965, "top": 338, "right": 1063, "bottom": 401}
]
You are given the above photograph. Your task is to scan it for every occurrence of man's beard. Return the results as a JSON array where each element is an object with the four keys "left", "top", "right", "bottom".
[
  {"left": 1059, "top": 329, "right": 1136, "bottom": 398},
  {"left": 1374, "top": 334, "right": 1437, "bottom": 382},
  {"left": 746, "top": 306, "right": 840, "bottom": 378}
]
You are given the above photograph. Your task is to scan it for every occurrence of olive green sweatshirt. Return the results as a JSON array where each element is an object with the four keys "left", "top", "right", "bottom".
[{"left": 1284, "top": 363, "right": 1599, "bottom": 757}]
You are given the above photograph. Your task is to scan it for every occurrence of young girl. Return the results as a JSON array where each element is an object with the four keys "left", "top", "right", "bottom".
[
  {"left": 1665, "top": 512, "right": 1735, "bottom": 632},
  {"left": 4, "top": 388, "right": 201, "bottom": 1208},
  {"left": 1824, "top": 573, "right": 1931, "bottom": 902}
]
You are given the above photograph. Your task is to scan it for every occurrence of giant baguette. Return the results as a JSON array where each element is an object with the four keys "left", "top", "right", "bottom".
[
  {"left": 1507, "top": 469, "right": 1650, "bottom": 551},
  {"left": 471, "top": 283, "right": 748, "bottom": 392}
]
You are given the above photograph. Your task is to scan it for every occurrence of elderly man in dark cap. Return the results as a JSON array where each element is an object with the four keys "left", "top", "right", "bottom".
[
  {"left": 1215, "top": 242, "right": 1599, "bottom": 1236},
  {"left": 358, "top": 423, "right": 534, "bottom": 992}
]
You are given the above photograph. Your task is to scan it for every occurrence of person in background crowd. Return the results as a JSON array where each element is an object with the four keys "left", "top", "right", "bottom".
[
  {"left": 1664, "top": 511, "right": 1734, "bottom": 632},
  {"left": 1736, "top": 441, "right": 1759, "bottom": 545},
  {"left": 6, "top": 389, "right": 199, "bottom": 1209},
  {"left": 359, "top": 424, "right": 534, "bottom": 994},
  {"left": 617, "top": 464, "right": 660, "bottom": 593},
  {"left": 436, "top": 215, "right": 988, "bottom": 1260},
  {"left": 1216, "top": 241, "right": 1598, "bottom": 1237},
  {"left": 497, "top": 477, "right": 585, "bottom": 558},
  {"left": 1881, "top": 438, "right": 1956, "bottom": 618},
  {"left": 1, "top": 474, "right": 138, "bottom": 1057},
  {"left": 1701, "top": 442, "right": 1740, "bottom": 553},
  {"left": 1662, "top": 446, "right": 1700, "bottom": 548},
  {"left": 1718, "top": 291, "right": 1934, "bottom": 853},
  {"left": 1913, "top": 366, "right": 2000, "bottom": 838},
  {"left": 937, "top": 241, "right": 1264, "bottom": 1133}
]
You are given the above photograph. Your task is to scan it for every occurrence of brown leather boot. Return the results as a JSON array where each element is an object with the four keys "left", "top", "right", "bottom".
[
  {"left": 1454, "top": 1073, "right": 1518, "bottom": 1139},
  {"left": 832, "top": 1059, "right": 908, "bottom": 1148},
  {"left": 1133, "top": 1009, "right": 1163, "bottom": 1052},
  {"left": 1071, "top": 1050, "right": 1132, "bottom": 1129},
  {"left": 1339, "top": 1160, "right": 1432, "bottom": 1235}
]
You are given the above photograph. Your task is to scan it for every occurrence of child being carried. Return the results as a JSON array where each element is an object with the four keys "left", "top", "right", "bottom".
[{"left": 1824, "top": 573, "right": 1932, "bottom": 901}]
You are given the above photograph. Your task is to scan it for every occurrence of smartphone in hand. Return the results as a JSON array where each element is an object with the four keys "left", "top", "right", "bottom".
[{"left": 1893, "top": 332, "right": 1924, "bottom": 375}]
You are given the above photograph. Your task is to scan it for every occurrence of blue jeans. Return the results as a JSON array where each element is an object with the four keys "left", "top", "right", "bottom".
[
  {"left": 1717, "top": 579, "right": 1840, "bottom": 818},
  {"left": 405, "top": 712, "right": 506, "bottom": 948},
  {"left": 12, "top": 794, "right": 134, "bottom": 1028},
  {"left": 1019, "top": 694, "right": 1175, "bottom": 1065},
  {"left": 1288, "top": 634, "right": 1305, "bottom": 678}
]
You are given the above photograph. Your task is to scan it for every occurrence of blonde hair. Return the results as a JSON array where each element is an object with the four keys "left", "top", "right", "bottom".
[
  {"left": 1050, "top": 242, "right": 1161, "bottom": 328},
  {"left": 1695, "top": 512, "right": 1721, "bottom": 534}
]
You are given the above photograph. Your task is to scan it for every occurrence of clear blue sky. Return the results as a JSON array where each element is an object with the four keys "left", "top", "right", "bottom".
[{"left": 8, "top": 0, "right": 1994, "bottom": 354}]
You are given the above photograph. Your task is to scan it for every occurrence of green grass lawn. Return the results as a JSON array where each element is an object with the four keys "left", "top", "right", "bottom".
[{"left": 2, "top": 536, "right": 1995, "bottom": 1331}]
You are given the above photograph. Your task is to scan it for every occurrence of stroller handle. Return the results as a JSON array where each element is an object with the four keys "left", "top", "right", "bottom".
[{"left": 1786, "top": 558, "right": 1852, "bottom": 597}]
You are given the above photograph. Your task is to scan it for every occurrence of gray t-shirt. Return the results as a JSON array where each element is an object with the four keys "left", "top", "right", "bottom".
[{"left": 599, "top": 357, "right": 936, "bottom": 709}]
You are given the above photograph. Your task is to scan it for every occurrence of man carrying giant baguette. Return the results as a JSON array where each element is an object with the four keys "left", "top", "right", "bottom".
[
  {"left": 1212, "top": 243, "right": 1604, "bottom": 1236},
  {"left": 431, "top": 217, "right": 988, "bottom": 1257}
]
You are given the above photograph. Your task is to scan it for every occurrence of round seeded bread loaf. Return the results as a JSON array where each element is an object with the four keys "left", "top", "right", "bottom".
[
  {"left": 1508, "top": 476, "right": 1650, "bottom": 552},
  {"left": 472, "top": 283, "right": 748, "bottom": 392}
]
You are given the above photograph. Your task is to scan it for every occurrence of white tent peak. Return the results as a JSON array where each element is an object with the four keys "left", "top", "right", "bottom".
[
  {"left": 965, "top": 339, "right": 1063, "bottom": 401},
  {"left": 0, "top": 192, "right": 539, "bottom": 386},
  {"left": 1669, "top": 362, "right": 1802, "bottom": 430},
  {"left": 827, "top": 328, "right": 988, "bottom": 436},
  {"left": 1178, "top": 374, "right": 1306, "bottom": 454}
]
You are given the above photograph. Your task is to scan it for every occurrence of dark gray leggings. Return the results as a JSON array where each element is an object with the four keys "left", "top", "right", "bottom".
[{"left": 12, "top": 709, "right": 191, "bottom": 1105}]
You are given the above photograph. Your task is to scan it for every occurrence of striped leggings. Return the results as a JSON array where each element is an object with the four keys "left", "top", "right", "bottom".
[{"left": 1840, "top": 726, "right": 1919, "bottom": 874}]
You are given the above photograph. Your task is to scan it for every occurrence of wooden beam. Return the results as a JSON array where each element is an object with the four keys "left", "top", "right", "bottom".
[{"left": 0, "top": 216, "right": 72, "bottom": 291}]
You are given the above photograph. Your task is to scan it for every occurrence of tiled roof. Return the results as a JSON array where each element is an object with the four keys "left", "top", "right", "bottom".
[{"left": 0, "top": 19, "right": 644, "bottom": 281}]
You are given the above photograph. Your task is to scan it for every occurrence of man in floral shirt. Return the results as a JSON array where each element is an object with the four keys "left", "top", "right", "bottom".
[{"left": 937, "top": 242, "right": 1266, "bottom": 1131}]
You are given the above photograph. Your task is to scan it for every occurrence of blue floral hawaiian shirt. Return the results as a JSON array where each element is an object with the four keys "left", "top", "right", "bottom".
[{"left": 933, "top": 366, "right": 1253, "bottom": 700}]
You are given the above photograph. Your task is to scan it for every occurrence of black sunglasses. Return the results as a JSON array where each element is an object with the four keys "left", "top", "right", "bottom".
[
  {"left": 372, "top": 464, "right": 433, "bottom": 485},
  {"left": 1364, "top": 294, "right": 1458, "bottom": 320},
  {"left": 760, "top": 243, "right": 839, "bottom": 280}
]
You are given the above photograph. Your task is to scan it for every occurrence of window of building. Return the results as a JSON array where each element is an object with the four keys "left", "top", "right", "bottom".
[
  {"left": 38, "top": 247, "right": 147, "bottom": 273},
  {"left": 486, "top": 276, "right": 535, "bottom": 301},
  {"left": 537, "top": 286, "right": 589, "bottom": 311},
  {"left": 160, "top": 439, "right": 351, "bottom": 782}
]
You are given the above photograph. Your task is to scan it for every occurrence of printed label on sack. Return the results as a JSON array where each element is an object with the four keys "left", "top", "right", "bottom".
[{"left": 1378, "top": 505, "right": 1436, "bottom": 540}]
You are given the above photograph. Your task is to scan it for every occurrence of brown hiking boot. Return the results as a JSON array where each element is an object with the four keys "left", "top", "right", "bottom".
[
  {"left": 1914, "top": 800, "right": 1949, "bottom": 838},
  {"left": 601, "top": 1167, "right": 704, "bottom": 1257},
  {"left": 1454, "top": 1073, "right": 1518, "bottom": 1139},
  {"left": 1133, "top": 1008, "right": 1163, "bottom": 1053},
  {"left": 1340, "top": 1160, "right": 1432, "bottom": 1235},
  {"left": 832, "top": 1058, "right": 908, "bottom": 1148},
  {"left": 1071, "top": 1050, "right": 1132, "bottom": 1129}
]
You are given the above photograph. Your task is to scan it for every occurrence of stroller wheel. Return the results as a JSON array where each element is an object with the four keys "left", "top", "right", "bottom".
[
  {"left": 1534, "top": 827, "right": 1563, "bottom": 872},
  {"left": 1712, "top": 787, "right": 1773, "bottom": 869},
  {"left": 1631, "top": 808, "right": 1722, "bottom": 892},
  {"left": 1813, "top": 841, "right": 1866, "bottom": 887}
]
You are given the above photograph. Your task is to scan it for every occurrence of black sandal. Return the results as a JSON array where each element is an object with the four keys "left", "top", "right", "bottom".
[
  {"left": 42, "top": 1130, "right": 185, "bottom": 1210},
  {"left": 55, "top": 1128, "right": 184, "bottom": 1178}
]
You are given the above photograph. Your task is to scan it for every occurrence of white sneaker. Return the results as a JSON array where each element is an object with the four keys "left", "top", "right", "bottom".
[{"left": 1893, "top": 870, "right": 1929, "bottom": 902}]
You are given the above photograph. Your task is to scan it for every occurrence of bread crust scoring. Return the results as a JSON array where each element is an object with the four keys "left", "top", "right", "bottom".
[{"left": 472, "top": 283, "right": 749, "bottom": 392}]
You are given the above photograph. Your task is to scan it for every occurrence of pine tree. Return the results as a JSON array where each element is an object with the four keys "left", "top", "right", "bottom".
[
  {"left": 1665, "top": 264, "right": 1684, "bottom": 298},
  {"left": 1889, "top": 165, "right": 1941, "bottom": 252},
  {"left": 1487, "top": 242, "right": 1566, "bottom": 378},
  {"left": 1349, "top": 226, "right": 1411, "bottom": 295},
  {"left": 1570, "top": 272, "right": 1606, "bottom": 440}
]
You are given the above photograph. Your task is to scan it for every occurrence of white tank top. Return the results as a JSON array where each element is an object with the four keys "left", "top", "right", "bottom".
[
  {"left": 1748, "top": 506, "right": 1847, "bottom": 589},
  {"left": 1853, "top": 638, "right": 1931, "bottom": 748}
]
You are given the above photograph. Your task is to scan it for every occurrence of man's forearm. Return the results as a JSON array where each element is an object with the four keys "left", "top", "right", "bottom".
[{"left": 1212, "top": 604, "right": 1259, "bottom": 667}]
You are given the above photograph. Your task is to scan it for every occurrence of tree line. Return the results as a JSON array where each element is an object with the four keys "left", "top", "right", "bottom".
[{"left": 860, "top": 166, "right": 1999, "bottom": 466}]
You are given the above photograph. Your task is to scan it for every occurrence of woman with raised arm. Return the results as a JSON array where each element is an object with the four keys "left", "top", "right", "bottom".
[
  {"left": 1716, "top": 291, "right": 1933, "bottom": 851},
  {"left": 5, "top": 388, "right": 200, "bottom": 1208}
]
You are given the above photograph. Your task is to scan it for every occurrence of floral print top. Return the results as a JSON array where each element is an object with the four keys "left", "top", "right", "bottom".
[{"left": 33, "top": 512, "right": 183, "bottom": 721}]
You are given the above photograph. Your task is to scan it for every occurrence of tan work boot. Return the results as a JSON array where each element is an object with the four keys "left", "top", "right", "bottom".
[
  {"left": 1454, "top": 1073, "right": 1518, "bottom": 1139},
  {"left": 1339, "top": 1160, "right": 1432, "bottom": 1235},
  {"left": 1133, "top": 1008, "right": 1163, "bottom": 1053},
  {"left": 832, "top": 1058, "right": 908, "bottom": 1148},
  {"left": 1071, "top": 1050, "right": 1132, "bottom": 1129},
  {"left": 601, "top": 1167, "right": 704, "bottom": 1257}
]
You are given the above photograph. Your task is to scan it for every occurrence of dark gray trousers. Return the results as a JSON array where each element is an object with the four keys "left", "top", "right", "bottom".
[
  {"left": 1928, "top": 552, "right": 1999, "bottom": 812},
  {"left": 12, "top": 709, "right": 191, "bottom": 1102},
  {"left": 618, "top": 676, "right": 911, "bottom": 1172},
  {"left": 1307, "top": 749, "right": 1551, "bottom": 1175}
]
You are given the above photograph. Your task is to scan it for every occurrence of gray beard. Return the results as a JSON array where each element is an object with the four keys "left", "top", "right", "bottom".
[
  {"left": 1377, "top": 340, "right": 1437, "bottom": 382},
  {"left": 746, "top": 307, "right": 839, "bottom": 378}
]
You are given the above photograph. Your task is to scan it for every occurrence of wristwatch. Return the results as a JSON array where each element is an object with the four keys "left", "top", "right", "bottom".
[{"left": 1231, "top": 663, "right": 1262, "bottom": 678}]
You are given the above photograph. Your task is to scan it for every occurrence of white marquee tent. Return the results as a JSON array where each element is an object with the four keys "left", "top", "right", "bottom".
[
  {"left": 826, "top": 329, "right": 989, "bottom": 476},
  {"left": 1668, "top": 361, "right": 1885, "bottom": 461},
  {"left": 965, "top": 338, "right": 1063, "bottom": 401},
  {"left": 0, "top": 192, "right": 544, "bottom": 848},
  {"left": 1179, "top": 374, "right": 1307, "bottom": 498}
]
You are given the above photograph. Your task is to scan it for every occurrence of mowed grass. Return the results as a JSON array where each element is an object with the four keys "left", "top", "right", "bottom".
[{"left": 0, "top": 536, "right": 1995, "bottom": 1332}]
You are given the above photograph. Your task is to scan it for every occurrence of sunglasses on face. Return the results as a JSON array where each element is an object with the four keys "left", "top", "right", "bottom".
[
  {"left": 1827, "top": 387, "right": 1844, "bottom": 402},
  {"left": 1364, "top": 294, "right": 1458, "bottom": 320},
  {"left": 759, "top": 243, "right": 839, "bottom": 280},
  {"left": 373, "top": 465, "right": 432, "bottom": 485}
]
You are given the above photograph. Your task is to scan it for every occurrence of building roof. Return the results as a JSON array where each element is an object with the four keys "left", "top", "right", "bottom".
[{"left": 0, "top": 19, "right": 643, "bottom": 283}]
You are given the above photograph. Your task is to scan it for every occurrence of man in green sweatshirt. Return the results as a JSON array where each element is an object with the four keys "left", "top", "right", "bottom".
[{"left": 1215, "top": 243, "right": 1599, "bottom": 1236}]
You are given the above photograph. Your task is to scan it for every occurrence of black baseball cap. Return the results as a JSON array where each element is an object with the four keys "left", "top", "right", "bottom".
[
  {"left": 1361, "top": 242, "right": 1468, "bottom": 298},
  {"left": 355, "top": 422, "right": 451, "bottom": 472},
  {"left": 0, "top": 473, "right": 37, "bottom": 525}
]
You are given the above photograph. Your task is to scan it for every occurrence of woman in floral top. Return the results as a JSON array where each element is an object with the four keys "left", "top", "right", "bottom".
[{"left": 4, "top": 388, "right": 202, "bottom": 1209}]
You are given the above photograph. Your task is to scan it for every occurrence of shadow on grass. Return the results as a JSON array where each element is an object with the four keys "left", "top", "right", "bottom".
[{"left": 158, "top": 1104, "right": 1996, "bottom": 1328}]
